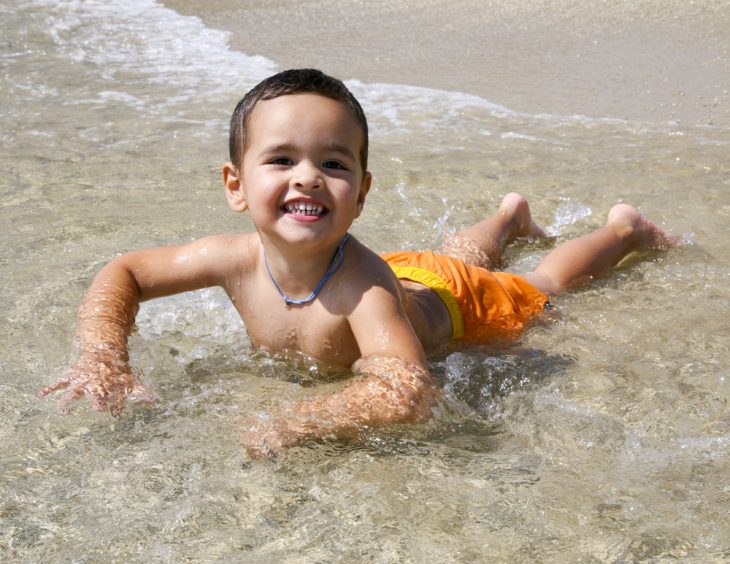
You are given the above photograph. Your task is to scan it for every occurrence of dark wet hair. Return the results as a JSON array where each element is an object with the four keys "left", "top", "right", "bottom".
[{"left": 229, "top": 68, "right": 369, "bottom": 173}]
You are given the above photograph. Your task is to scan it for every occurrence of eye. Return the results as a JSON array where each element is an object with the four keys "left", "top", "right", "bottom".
[
  {"left": 323, "top": 160, "right": 348, "bottom": 171},
  {"left": 269, "top": 157, "right": 292, "bottom": 166}
]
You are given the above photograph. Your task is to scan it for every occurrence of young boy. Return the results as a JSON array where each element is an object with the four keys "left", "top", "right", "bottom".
[{"left": 39, "top": 69, "right": 677, "bottom": 457}]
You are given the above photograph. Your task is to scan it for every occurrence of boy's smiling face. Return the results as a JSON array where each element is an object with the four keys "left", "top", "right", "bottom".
[{"left": 225, "top": 93, "right": 371, "bottom": 253}]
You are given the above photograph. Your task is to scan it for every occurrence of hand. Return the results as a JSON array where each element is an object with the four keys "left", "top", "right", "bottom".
[
  {"left": 239, "top": 413, "right": 300, "bottom": 459},
  {"left": 38, "top": 351, "right": 154, "bottom": 416}
]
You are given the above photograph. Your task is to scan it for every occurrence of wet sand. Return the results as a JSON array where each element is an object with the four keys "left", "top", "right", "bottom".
[{"left": 163, "top": 0, "right": 730, "bottom": 127}]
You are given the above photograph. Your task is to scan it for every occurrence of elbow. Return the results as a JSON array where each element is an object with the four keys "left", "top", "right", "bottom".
[
  {"left": 375, "top": 376, "right": 440, "bottom": 425},
  {"left": 354, "top": 356, "right": 441, "bottom": 426}
]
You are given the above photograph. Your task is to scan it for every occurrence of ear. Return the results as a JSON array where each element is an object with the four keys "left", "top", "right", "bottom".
[
  {"left": 222, "top": 162, "right": 248, "bottom": 213},
  {"left": 355, "top": 172, "right": 372, "bottom": 217}
]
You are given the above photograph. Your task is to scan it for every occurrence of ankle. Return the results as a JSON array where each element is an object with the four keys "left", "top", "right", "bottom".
[
  {"left": 610, "top": 221, "right": 638, "bottom": 249},
  {"left": 607, "top": 203, "right": 679, "bottom": 251},
  {"left": 499, "top": 192, "right": 547, "bottom": 240}
]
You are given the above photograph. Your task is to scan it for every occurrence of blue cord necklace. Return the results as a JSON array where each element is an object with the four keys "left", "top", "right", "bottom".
[{"left": 263, "top": 233, "right": 350, "bottom": 307}]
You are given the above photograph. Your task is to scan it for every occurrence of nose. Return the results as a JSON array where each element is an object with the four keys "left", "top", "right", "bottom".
[{"left": 291, "top": 161, "right": 322, "bottom": 191}]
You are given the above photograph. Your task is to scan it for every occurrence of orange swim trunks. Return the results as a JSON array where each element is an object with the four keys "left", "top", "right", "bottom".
[{"left": 381, "top": 250, "right": 549, "bottom": 344}]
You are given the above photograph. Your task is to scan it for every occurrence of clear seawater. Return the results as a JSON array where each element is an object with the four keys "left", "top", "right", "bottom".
[{"left": 2, "top": 0, "right": 729, "bottom": 561}]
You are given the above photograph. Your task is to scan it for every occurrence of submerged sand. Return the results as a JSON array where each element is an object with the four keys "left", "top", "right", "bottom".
[{"left": 162, "top": 0, "right": 730, "bottom": 127}]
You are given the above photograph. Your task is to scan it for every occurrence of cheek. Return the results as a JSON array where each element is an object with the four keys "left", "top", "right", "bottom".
[
  {"left": 248, "top": 173, "right": 285, "bottom": 203},
  {"left": 330, "top": 176, "right": 359, "bottom": 196}
]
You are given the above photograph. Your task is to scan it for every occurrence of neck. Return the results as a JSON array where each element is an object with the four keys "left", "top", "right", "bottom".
[{"left": 262, "top": 234, "right": 350, "bottom": 306}]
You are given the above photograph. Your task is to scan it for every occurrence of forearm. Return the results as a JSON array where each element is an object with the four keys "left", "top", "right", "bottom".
[
  {"left": 242, "top": 357, "right": 440, "bottom": 455},
  {"left": 305, "top": 357, "right": 438, "bottom": 430},
  {"left": 41, "top": 240, "right": 227, "bottom": 415},
  {"left": 39, "top": 259, "right": 145, "bottom": 415},
  {"left": 73, "top": 260, "right": 141, "bottom": 359}
]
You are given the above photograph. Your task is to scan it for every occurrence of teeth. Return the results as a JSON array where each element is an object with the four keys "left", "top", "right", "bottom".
[{"left": 285, "top": 202, "right": 325, "bottom": 216}]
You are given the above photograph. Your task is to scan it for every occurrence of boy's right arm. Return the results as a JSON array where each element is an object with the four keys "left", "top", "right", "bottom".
[
  {"left": 39, "top": 235, "right": 247, "bottom": 415},
  {"left": 238, "top": 255, "right": 442, "bottom": 458}
]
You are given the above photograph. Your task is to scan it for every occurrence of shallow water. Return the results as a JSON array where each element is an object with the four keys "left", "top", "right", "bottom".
[{"left": 2, "top": 0, "right": 730, "bottom": 561}]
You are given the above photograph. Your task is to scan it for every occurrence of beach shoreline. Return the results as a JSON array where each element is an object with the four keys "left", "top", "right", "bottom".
[
  {"left": 162, "top": 0, "right": 729, "bottom": 127},
  {"left": 5, "top": 2, "right": 730, "bottom": 560}
]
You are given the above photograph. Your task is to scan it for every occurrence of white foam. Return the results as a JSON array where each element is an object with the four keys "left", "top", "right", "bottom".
[
  {"left": 348, "top": 79, "right": 523, "bottom": 137},
  {"left": 21, "top": 0, "right": 710, "bottom": 156},
  {"left": 34, "top": 0, "right": 277, "bottom": 106},
  {"left": 545, "top": 202, "right": 593, "bottom": 236},
  {"left": 346, "top": 78, "right": 672, "bottom": 142},
  {"left": 135, "top": 287, "right": 248, "bottom": 363},
  {"left": 25, "top": 0, "right": 674, "bottom": 146}
]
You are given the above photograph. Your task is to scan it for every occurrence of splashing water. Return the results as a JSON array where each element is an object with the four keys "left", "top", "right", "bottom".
[
  {"left": 545, "top": 202, "right": 593, "bottom": 236},
  {"left": 3, "top": 0, "right": 730, "bottom": 561}
]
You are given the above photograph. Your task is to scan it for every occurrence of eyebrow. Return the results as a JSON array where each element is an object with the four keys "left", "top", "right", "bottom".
[{"left": 259, "top": 142, "right": 357, "bottom": 161}]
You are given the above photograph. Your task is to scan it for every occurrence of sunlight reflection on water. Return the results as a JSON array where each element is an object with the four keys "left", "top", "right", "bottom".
[{"left": 2, "top": 0, "right": 730, "bottom": 561}]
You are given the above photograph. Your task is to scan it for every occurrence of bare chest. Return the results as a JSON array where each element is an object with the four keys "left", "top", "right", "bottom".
[{"left": 228, "top": 282, "right": 361, "bottom": 367}]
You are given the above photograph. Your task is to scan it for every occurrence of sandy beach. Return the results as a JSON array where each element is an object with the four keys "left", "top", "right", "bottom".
[{"left": 163, "top": 0, "right": 730, "bottom": 127}]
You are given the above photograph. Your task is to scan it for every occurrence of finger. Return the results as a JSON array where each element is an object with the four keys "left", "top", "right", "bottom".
[
  {"left": 37, "top": 377, "right": 72, "bottom": 399},
  {"left": 108, "top": 399, "right": 126, "bottom": 417},
  {"left": 128, "top": 381, "right": 157, "bottom": 405},
  {"left": 240, "top": 431, "right": 282, "bottom": 460},
  {"left": 57, "top": 386, "right": 86, "bottom": 415},
  {"left": 240, "top": 432, "right": 264, "bottom": 459},
  {"left": 92, "top": 395, "right": 109, "bottom": 413},
  {"left": 246, "top": 442, "right": 279, "bottom": 460}
]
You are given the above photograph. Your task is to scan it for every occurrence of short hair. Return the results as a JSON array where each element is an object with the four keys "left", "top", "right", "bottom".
[{"left": 229, "top": 69, "right": 369, "bottom": 173}]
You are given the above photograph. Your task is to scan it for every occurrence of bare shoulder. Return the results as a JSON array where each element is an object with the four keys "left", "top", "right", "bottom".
[
  {"left": 115, "top": 232, "right": 261, "bottom": 300},
  {"left": 191, "top": 232, "right": 258, "bottom": 266},
  {"left": 337, "top": 236, "right": 402, "bottom": 304},
  {"left": 189, "top": 232, "right": 260, "bottom": 283},
  {"left": 336, "top": 236, "right": 426, "bottom": 363}
]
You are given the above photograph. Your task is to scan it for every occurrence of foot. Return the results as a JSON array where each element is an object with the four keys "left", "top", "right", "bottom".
[
  {"left": 607, "top": 203, "right": 680, "bottom": 251},
  {"left": 499, "top": 192, "right": 548, "bottom": 240},
  {"left": 440, "top": 193, "right": 547, "bottom": 268}
]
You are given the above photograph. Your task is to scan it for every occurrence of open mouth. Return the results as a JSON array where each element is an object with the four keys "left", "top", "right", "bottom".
[{"left": 283, "top": 201, "right": 327, "bottom": 217}]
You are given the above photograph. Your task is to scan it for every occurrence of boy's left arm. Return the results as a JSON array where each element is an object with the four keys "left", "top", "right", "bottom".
[{"left": 240, "top": 276, "right": 440, "bottom": 458}]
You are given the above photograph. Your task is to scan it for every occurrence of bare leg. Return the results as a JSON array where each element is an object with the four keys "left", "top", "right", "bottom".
[
  {"left": 523, "top": 203, "right": 678, "bottom": 296},
  {"left": 440, "top": 192, "right": 547, "bottom": 268}
]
